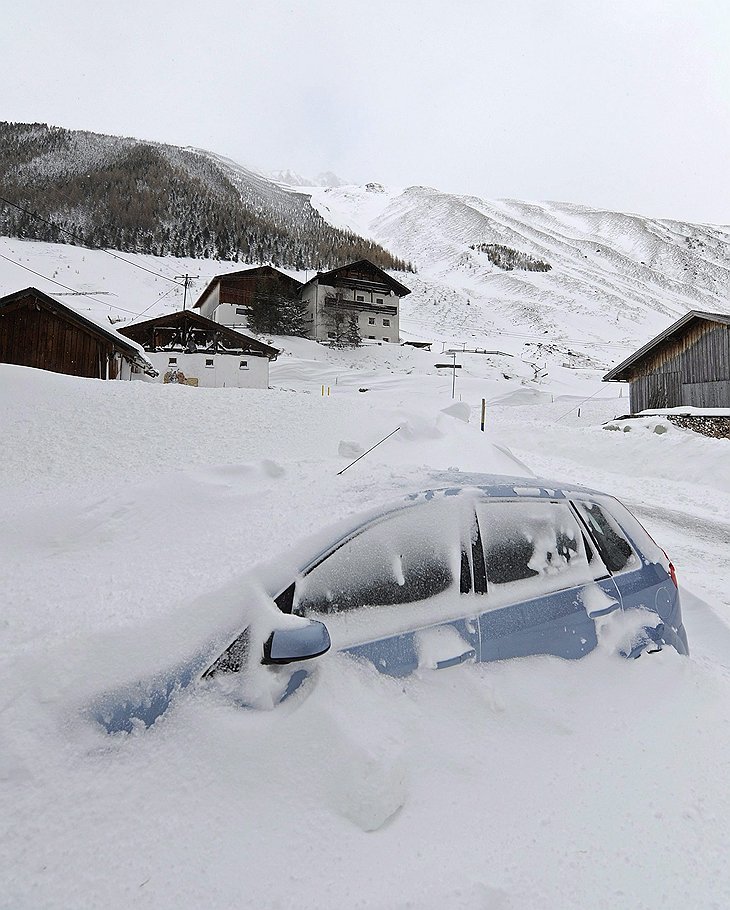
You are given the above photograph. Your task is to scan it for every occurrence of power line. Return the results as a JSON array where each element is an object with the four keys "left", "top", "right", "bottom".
[
  {"left": 131, "top": 284, "right": 179, "bottom": 321},
  {"left": 0, "top": 252, "right": 177, "bottom": 318},
  {"left": 553, "top": 383, "right": 616, "bottom": 423},
  {"left": 37, "top": 180, "right": 190, "bottom": 288},
  {"left": 0, "top": 195, "right": 184, "bottom": 287},
  {"left": 406, "top": 315, "right": 629, "bottom": 349},
  {"left": 175, "top": 274, "right": 198, "bottom": 310}
]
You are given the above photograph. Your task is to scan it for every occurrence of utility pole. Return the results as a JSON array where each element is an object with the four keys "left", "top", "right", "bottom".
[
  {"left": 434, "top": 351, "right": 463, "bottom": 399},
  {"left": 175, "top": 274, "right": 197, "bottom": 311}
]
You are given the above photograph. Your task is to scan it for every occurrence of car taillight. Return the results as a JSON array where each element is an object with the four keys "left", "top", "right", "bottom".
[{"left": 662, "top": 548, "right": 678, "bottom": 587}]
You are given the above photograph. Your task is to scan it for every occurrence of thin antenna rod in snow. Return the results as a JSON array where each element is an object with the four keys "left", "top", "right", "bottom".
[{"left": 336, "top": 427, "right": 401, "bottom": 475}]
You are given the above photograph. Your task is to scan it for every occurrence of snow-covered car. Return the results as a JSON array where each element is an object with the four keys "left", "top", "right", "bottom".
[{"left": 97, "top": 473, "right": 688, "bottom": 732}]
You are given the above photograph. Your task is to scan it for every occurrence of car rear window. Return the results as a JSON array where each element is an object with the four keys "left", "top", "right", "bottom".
[
  {"left": 573, "top": 500, "right": 638, "bottom": 574},
  {"left": 476, "top": 500, "right": 602, "bottom": 599}
]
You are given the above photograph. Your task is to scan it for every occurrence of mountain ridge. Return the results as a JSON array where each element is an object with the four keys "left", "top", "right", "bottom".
[{"left": 0, "top": 122, "right": 411, "bottom": 272}]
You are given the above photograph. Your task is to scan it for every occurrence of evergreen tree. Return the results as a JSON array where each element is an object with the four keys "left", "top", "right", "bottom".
[
  {"left": 243, "top": 277, "right": 310, "bottom": 337},
  {"left": 327, "top": 290, "right": 360, "bottom": 348},
  {"left": 278, "top": 294, "right": 310, "bottom": 337},
  {"left": 344, "top": 314, "right": 361, "bottom": 348}
]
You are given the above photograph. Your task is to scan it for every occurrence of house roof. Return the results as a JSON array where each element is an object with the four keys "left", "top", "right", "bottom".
[
  {"left": 299, "top": 259, "right": 412, "bottom": 297},
  {"left": 603, "top": 310, "right": 730, "bottom": 382},
  {"left": 0, "top": 286, "right": 155, "bottom": 374},
  {"left": 119, "top": 309, "right": 280, "bottom": 360},
  {"left": 193, "top": 265, "right": 303, "bottom": 309}
]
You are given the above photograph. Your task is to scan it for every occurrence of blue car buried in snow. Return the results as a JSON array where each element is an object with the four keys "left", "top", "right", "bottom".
[{"left": 96, "top": 473, "right": 688, "bottom": 733}]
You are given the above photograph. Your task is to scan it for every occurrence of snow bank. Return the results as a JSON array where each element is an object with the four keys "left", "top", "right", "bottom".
[{"left": 3, "top": 274, "right": 730, "bottom": 909}]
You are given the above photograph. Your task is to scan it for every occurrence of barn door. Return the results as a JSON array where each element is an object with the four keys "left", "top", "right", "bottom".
[{"left": 646, "top": 372, "right": 681, "bottom": 409}]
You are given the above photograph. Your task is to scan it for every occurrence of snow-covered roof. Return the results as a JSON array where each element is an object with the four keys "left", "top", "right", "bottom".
[{"left": 299, "top": 259, "right": 412, "bottom": 297}]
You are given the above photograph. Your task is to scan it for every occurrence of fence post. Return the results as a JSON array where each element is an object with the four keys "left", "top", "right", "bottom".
[{"left": 481, "top": 398, "right": 486, "bottom": 431}]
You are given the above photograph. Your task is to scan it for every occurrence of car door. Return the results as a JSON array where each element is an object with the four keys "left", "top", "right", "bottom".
[
  {"left": 474, "top": 497, "right": 622, "bottom": 661},
  {"left": 292, "top": 495, "right": 482, "bottom": 677}
]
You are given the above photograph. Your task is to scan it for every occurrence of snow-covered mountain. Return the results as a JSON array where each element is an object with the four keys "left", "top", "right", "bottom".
[
  {"left": 0, "top": 123, "right": 408, "bottom": 271},
  {"left": 3, "top": 122, "right": 730, "bottom": 371},
  {"left": 264, "top": 168, "right": 348, "bottom": 188},
  {"left": 304, "top": 183, "right": 730, "bottom": 353}
]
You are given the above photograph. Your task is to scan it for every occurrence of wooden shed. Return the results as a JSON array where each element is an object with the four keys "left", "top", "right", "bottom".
[
  {"left": 0, "top": 287, "right": 154, "bottom": 380},
  {"left": 603, "top": 310, "right": 730, "bottom": 412}
]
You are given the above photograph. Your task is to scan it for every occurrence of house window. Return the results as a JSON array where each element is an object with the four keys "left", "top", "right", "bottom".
[
  {"left": 205, "top": 359, "right": 214, "bottom": 368},
  {"left": 383, "top": 318, "right": 390, "bottom": 326},
  {"left": 356, "top": 295, "right": 365, "bottom": 302},
  {"left": 368, "top": 335, "right": 376, "bottom": 340},
  {"left": 376, "top": 298, "right": 384, "bottom": 304},
  {"left": 236, "top": 307, "right": 246, "bottom": 315},
  {"left": 383, "top": 337, "right": 390, "bottom": 343},
  {"left": 240, "top": 360, "right": 249, "bottom": 370},
  {"left": 368, "top": 317, "right": 375, "bottom": 325},
  {"left": 168, "top": 357, "right": 177, "bottom": 365}
]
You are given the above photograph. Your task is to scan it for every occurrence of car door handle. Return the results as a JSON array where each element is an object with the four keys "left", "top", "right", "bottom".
[
  {"left": 414, "top": 626, "right": 477, "bottom": 670},
  {"left": 435, "top": 648, "right": 476, "bottom": 670}
]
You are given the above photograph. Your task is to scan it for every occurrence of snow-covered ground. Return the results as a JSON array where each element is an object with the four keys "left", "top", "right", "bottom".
[{"left": 3, "top": 297, "right": 730, "bottom": 908}]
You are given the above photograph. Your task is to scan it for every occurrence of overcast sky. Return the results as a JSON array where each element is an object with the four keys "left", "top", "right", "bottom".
[{"left": 3, "top": 0, "right": 729, "bottom": 223}]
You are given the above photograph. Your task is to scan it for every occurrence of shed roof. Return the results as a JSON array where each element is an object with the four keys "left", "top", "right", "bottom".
[
  {"left": 603, "top": 310, "right": 730, "bottom": 382},
  {"left": 193, "top": 265, "right": 303, "bottom": 309},
  {"left": 119, "top": 309, "right": 279, "bottom": 359},
  {"left": 0, "top": 286, "right": 155, "bottom": 374}
]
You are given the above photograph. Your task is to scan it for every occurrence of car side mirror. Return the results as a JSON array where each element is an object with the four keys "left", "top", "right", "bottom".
[{"left": 262, "top": 620, "right": 331, "bottom": 665}]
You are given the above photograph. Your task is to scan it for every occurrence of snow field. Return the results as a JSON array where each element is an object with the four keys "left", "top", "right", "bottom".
[
  {"left": 2, "top": 355, "right": 730, "bottom": 909},
  {"left": 2, "top": 221, "right": 730, "bottom": 908}
]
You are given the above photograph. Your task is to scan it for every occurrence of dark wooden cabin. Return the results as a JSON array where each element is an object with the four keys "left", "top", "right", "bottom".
[
  {"left": 0, "top": 287, "right": 153, "bottom": 379},
  {"left": 604, "top": 310, "right": 730, "bottom": 412}
]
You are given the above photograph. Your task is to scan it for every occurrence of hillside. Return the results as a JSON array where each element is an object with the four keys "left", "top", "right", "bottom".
[
  {"left": 306, "top": 183, "right": 730, "bottom": 351},
  {"left": 2, "top": 123, "right": 730, "bottom": 375},
  {"left": 0, "top": 122, "right": 410, "bottom": 272}
]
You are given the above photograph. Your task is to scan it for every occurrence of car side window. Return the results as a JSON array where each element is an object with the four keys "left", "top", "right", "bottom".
[
  {"left": 475, "top": 499, "right": 602, "bottom": 599},
  {"left": 573, "top": 500, "right": 638, "bottom": 574},
  {"left": 294, "top": 500, "right": 466, "bottom": 615}
]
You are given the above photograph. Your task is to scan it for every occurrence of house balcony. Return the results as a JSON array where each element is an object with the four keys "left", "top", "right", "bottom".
[{"left": 323, "top": 295, "right": 398, "bottom": 316}]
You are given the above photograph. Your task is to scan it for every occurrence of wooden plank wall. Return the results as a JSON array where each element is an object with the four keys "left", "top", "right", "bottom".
[
  {"left": 628, "top": 321, "right": 730, "bottom": 412},
  {"left": 0, "top": 297, "right": 111, "bottom": 378}
]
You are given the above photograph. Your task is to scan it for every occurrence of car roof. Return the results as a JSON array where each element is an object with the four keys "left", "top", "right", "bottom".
[{"left": 419, "top": 471, "right": 599, "bottom": 500}]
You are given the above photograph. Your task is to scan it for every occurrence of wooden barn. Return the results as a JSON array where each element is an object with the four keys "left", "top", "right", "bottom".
[
  {"left": 0, "top": 287, "right": 154, "bottom": 380},
  {"left": 604, "top": 310, "right": 730, "bottom": 412},
  {"left": 118, "top": 309, "right": 279, "bottom": 389}
]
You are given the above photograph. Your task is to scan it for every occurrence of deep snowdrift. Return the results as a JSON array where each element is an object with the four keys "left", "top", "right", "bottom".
[{"left": 2, "top": 358, "right": 730, "bottom": 909}]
